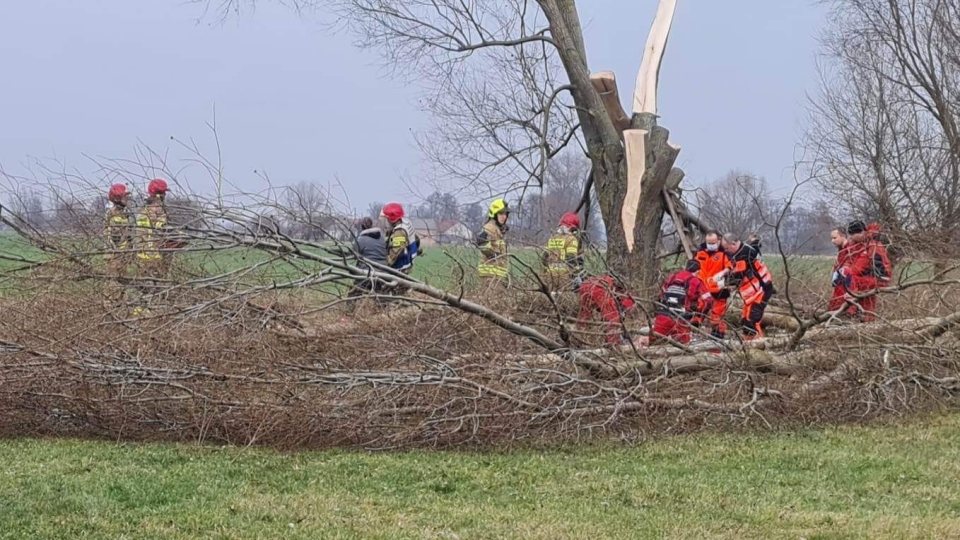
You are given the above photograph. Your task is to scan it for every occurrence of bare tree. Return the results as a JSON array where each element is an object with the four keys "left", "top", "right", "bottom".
[
  {"left": 193, "top": 0, "right": 691, "bottom": 289},
  {"left": 806, "top": 0, "right": 960, "bottom": 260},
  {"left": 463, "top": 202, "right": 485, "bottom": 234},
  {"left": 510, "top": 152, "right": 602, "bottom": 245},
  {"left": 4, "top": 190, "right": 47, "bottom": 231},
  {"left": 694, "top": 171, "right": 777, "bottom": 240},
  {"left": 366, "top": 201, "right": 384, "bottom": 220},
  {"left": 416, "top": 191, "right": 461, "bottom": 223},
  {"left": 280, "top": 181, "right": 334, "bottom": 241},
  {"left": 776, "top": 200, "right": 840, "bottom": 255}
]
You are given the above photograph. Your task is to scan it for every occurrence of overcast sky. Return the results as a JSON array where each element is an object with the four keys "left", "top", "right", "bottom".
[{"left": 0, "top": 1, "right": 825, "bottom": 212}]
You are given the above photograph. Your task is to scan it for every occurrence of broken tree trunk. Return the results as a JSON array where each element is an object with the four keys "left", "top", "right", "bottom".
[
  {"left": 634, "top": 0, "right": 678, "bottom": 115},
  {"left": 590, "top": 71, "right": 631, "bottom": 134}
]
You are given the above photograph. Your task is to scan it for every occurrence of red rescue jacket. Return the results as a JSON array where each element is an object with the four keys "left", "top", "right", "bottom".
[{"left": 656, "top": 269, "right": 713, "bottom": 318}]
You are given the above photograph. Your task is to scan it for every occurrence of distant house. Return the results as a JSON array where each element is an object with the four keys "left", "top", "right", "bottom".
[
  {"left": 408, "top": 218, "right": 474, "bottom": 246},
  {"left": 436, "top": 220, "right": 474, "bottom": 245}
]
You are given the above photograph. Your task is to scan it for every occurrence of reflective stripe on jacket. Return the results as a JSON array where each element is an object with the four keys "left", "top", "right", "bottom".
[
  {"left": 477, "top": 220, "right": 508, "bottom": 277},
  {"left": 136, "top": 205, "right": 167, "bottom": 261}
]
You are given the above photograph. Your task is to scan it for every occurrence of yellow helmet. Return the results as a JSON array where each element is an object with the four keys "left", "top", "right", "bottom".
[{"left": 488, "top": 199, "right": 510, "bottom": 219}]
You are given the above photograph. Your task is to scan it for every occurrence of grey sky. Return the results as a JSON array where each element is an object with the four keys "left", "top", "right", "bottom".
[{"left": 0, "top": 1, "right": 824, "bottom": 211}]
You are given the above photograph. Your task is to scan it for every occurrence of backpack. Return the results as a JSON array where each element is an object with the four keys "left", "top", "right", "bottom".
[{"left": 658, "top": 273, "right": 690, "bottom": 316}]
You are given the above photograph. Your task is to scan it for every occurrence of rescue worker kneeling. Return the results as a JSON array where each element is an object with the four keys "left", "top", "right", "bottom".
[
  {"left": 578, "top": 275, "right": 636, "bottom": 346},
  {"left": 651, "top": 260, "right": 714, "bottom": 345}
]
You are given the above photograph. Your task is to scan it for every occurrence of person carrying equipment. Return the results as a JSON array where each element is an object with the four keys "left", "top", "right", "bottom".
[
  {"left": 476, "top": 199, "right": 510, "bottom": 286},
  {"left": 722, "top": 232, "right": 775, "bottom": 339},
  {"left": 692, "top": 230, "right": 733, "bottom": 338},
  {"left": 542, "top": 212, "right": 585, "bottom": 291},
  {"left": 380, "top": 203, "right": 421, "bottom": 275},
  {"left": 578, "top": 275, "right": 637, "bottom": 347},
  {"left": 136, "top": 179, "right": 169, "bottom": 278},
  {"left": 650, "top": 260, "right": 714, "bottom": 345}
]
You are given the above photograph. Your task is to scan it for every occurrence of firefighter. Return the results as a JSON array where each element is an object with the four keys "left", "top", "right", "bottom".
[
  {"left": 104, "top": 184, "right": 132, "bottom": 278},
  {"left": 828, "top": 227, "right": 854, "bottom": 312},
  {"left": 578, "top": 274, "right": 636, "bottom": 347},
  {"left": 836, "top": 221, "right": 892, "bottom": 322},
  {"left": 650, "top": 260, "right": 714, "bottom": 345},
  {"left": 722, "top": 232, "right": 775, "bottom": 339},
  {"left": 136, "top": 179, "right": 169, "bottom": 279},
  {"left": 103, "top": 184, "right": 133, "bottom": 305},
  {"left": 542, "top": 212, "right": 585, "bottom": 291},
  {"left": 692, "top": 230, "right": 733, "bottom": 338},
  {"left": 476, "top": 199, "right": 510, "bottom": 286},
  {"left": 380, "top": 203, "right": 421, "bottom": 275}
]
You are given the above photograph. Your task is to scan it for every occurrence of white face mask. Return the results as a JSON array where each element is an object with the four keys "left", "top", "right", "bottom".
[{"left": 706, "top": 243, "right": 720, "bottom": 252}]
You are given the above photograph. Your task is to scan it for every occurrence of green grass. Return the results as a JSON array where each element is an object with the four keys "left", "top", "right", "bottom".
[
  {"left": 3, "top": 416, "right": 960, "bottom": 539},
  {"left": 0, "top": 233, "right": 45, "bottom": 272}
]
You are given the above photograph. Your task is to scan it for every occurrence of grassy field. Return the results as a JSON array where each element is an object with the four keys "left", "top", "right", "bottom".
[
  {"left": 2, "top": 416, "right": 960, "bottom": 539},
  {"left": 0, "top": 231, "right": 836, "bottom": 291}
]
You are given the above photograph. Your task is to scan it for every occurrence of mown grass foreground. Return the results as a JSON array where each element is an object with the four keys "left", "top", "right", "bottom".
[{"left": 2, "top": 417, "right": 960, "bottom": 539}]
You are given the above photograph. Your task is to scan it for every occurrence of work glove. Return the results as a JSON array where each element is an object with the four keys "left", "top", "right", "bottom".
[
  {"left": 832, "top": 268, "right": 852, "bottom": 288},
  {"left": 571, "top": 275, "right": 584, "bottom": 292}
]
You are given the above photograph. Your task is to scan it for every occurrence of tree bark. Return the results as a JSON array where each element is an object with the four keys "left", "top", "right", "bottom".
[{"left": 543, "top": 1, "right": 680, "bottom": 292}]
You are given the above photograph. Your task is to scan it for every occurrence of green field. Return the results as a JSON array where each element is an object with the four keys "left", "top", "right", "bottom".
[
  {"left": 2, "top": 416, "right": 960, "bottom": 539},
  {"left": 0, "top": 232, "right": 837, "bottom": 291}
]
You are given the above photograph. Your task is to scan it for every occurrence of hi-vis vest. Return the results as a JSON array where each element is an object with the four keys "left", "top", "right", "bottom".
[
  {"left": 105, "top": 207, "right": 131, "bottom": 250},
  {"left": 544, "top": 233, "right": 580, "bottom": 276},
  {"left": 388, "top": 219, "right": 420, "bottom": 273},
  {"left": 735, "top": 258, "right": 773, "bottom": 305},
  {"left": 136, "top": 205, "right": 167, "bottom": 261},
  {"left": 694, "top": 248, "right": 733, "bottom": 295},
  {"left": 477, "top": 220, "right": 508, "bottom": 278}
]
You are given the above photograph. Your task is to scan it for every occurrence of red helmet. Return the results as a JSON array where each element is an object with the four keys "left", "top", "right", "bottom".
[
  {"left": 381, "top": 202, "right": 405, "bottom": 223},
  {"left": 147, "top": 179, "right": 169, "bottom": 196},
  {"left": 559, "top": 212, "right": 581, "bottom": 229},
  {"left": 108, "top": 184, "right": 128, "bottom": 204}
]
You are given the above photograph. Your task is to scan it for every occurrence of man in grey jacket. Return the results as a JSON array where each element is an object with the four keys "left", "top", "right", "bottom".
[{"left": 350, "top": 217, "right": 390, "bottom": 297}]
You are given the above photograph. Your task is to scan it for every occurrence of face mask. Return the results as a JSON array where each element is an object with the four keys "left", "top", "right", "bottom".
[{"left": 706, "top": 243, "right": 719, "bottom": 252}]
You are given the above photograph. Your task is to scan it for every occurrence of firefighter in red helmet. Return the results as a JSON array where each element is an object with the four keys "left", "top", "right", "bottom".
[
  {"left": 380, "top": 202, "right": 421, "bottom": 275},
  {"left": 103, "top": 184, "right": 133, "bottom": 301},
  {"left": 542, "top": 212, "right": 585, "bottom": 292},
  {"left": 136, "top": 179, "right": 170, "bottom": 278}
]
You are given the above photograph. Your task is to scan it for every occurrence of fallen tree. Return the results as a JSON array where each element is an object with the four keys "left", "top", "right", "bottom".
[{"left": 2, "top": 194, "right": 960, "bottom": 449}]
